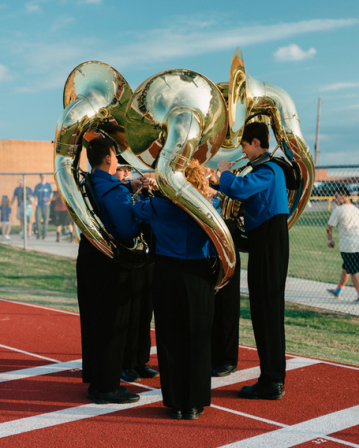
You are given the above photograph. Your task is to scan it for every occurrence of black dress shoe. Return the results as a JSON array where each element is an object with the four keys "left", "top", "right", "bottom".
[
  {"left": 136, "top": 364, "right": 159, "bottom": 379},
  {"left": 87, "top": 384, "right": 126, "bottom": 400},
  {"left": 121, "top": 368, "right": 141, "bottom": 382},
  {"left": 237, "top": 381, "right": 285, "bottom": 400},
  {"left": 183, "top": 407, "right": 204, "bottom": 420},
  {"left": 212, "top": 364, "right": 238, "bottom": 377},
  {"left": 171, "top": 408, "right": 183, "bottom": 420},
  {"left": 92, "top": 387, "right": 140, "bottom": 404}
]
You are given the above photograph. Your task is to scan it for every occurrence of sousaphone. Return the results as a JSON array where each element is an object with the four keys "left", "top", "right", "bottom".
[{"left": 211, "top": 48, "right": 314, "bottom": 245}]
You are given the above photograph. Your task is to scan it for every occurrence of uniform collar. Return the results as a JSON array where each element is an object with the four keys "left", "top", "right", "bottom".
[{"left": 92, "top": 168, "right": 118, "bottom": 183}]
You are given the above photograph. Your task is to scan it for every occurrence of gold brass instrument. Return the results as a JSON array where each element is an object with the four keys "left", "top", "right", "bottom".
[
  {"left": 54, "top": 48, "right": 314, "bottom": 286},
  {"left": 206, "top": 82, "right": 249, "bottom": 172},
  {"left": 54, "top": 61, "right": 140, "bottom": 258},
  {"left": 124, "top": 69, "right": 236, "bottom": 288},
  {"left": 217, "top": 48, "right": 314, "bottom": 237}
]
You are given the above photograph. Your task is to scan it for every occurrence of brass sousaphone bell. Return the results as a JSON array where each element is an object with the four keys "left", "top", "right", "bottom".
[
  {"left": 124, "top": 69, "right": 236, "bottom": 288},
  {"left": 212, "top": 48, "right": 314, "bottom": 240},
  {"left": 53, "top": 61, "right": 146, "bottom": 260}
]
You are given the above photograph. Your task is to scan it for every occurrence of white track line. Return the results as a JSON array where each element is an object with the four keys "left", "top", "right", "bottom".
[
  {"left": 316, "top": 359, "right": 359, "bottom": 371},
  {"left": 237, "top": 344, "right": 257, "bottom": 351},
  {"left": 0, "top": 359, "right": 82, "bottom": 383},
  {"left": 0, "top": 344, "right": 60, "bottom": 363},
  {"left": 0, "top": 347, "right": 157, "bottom": 383},
  {"left": 0, "top": 355, "right": 317, "bottom": 386},
  {"left": 0, "top": 356, "right": 322, "bottom": 438},
  {"left": 211, "top": 404, "right": 287, "bottom": 427},
  {"left": 219, "top": 405, "right": 359, "bottom": 448},
  {"left": 0, "top": 298, "right": 80, "bottom": 315},
  {"left": 211, "top": 356, "right": 320, "bottom": 389},
  {"left": 0, "top": 389, "right": 163, "bottom": 439},
  {"left": 213, "top": 405, "right": 359, "bottom": 448},
  {"left": 150, "top": 346, "right": 157, "bottom": 355}
]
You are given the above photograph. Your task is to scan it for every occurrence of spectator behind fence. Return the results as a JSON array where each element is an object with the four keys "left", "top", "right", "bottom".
[
  {"left": 20, "top": 187, "right": 34, "bottom": 238},
  {"left": 34, "top": 174, "right": 53, "bottom": 240},
  {"left": 327, "top": 185, "right": 359, "bottom": 302},
  {"left": 11, "top": 180, "right": 33, "bottom": 234},
  {"left": 53, "top": 190, "right": 74, "bottom": 243},
  {"left": 1, "top": 195, "right": 12, "bottom": 241}
]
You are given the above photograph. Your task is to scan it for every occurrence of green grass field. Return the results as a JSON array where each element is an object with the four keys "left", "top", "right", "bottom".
[
  {"left": 0, "top": 244, "right": 77, "bottom": 311},
  {"left": 0, "top": 243, "right": 357, "bottom": 366}
]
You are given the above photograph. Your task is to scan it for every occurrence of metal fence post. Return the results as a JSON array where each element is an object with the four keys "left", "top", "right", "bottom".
[{"left": 22, "top": 174, "right": 27, "bottom": 250}]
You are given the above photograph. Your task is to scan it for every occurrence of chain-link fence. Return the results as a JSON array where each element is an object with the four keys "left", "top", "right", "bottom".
[
  {"left": 1, "top": 167, "right": 359, "bottom": 316},
  {"left": 0, "top": 172, "right": 56, "bottom": 250},
  {"left": 239, "top": 165, "right": 359, "bottom": 317}
]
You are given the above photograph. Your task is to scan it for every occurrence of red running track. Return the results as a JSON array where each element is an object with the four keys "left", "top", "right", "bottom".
[{"left": 0, "top": 298, "right": 358, "bottom": 447}]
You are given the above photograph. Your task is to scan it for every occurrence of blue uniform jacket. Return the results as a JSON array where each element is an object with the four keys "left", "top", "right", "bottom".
[
  {"left": 91, "top": 168, "right": 140, "bottom": 241},
  {"left": 220, "top": 157, "right": 289, "bottom": 233},
  {"left": 133, "top": 196, "right": 214, "bottom": 259}
]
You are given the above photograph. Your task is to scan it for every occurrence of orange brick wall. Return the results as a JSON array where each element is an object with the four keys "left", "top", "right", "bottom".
[
  {"left": 0, "top": 140, "right": 88, "bottom": 225},
  {"left": 0, "top": 140, "right": 55, "bottom": 224}
]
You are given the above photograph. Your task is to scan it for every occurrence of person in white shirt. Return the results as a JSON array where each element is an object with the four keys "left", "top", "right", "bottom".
[{"left": 326, "top": 185, "right": 359, "bottom": 301}]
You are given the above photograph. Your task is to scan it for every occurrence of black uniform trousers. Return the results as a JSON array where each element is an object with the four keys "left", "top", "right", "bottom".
[
  {"left": 247, "top": 214, "right": 289, "bottom": 385},
  {"left": 211, "top": 251, "right": 241, "bottom": 367},
  {"left": 123, "top": 263, "right": 154, "bottom": 369},
  {"left": 153, "top": 255, "right": 215, "bottom": 410},
  {"left": 76, "top": 236, "right": 132, "bottom": 393}
]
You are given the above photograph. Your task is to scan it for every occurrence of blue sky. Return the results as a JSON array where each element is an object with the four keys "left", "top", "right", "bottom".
[{"left": 0, "top": 0, "right": 358, "bottom": 166}]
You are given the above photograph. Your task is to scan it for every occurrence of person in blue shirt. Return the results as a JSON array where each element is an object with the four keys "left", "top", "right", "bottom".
[
  {"left": 133, "top": 160, "right": 216, "bottom": 420},
  {"left": 1, "top": 195, "right": 12, "bottom": 241},
  {"left": 34, "top": 174, "right": 53, "bottom": 240},
  {"left": 217, "top": 122, "right": 289, "bottom": 400},
  {"left": 77, "top": 137, "right": 149, "bottom": 406}
]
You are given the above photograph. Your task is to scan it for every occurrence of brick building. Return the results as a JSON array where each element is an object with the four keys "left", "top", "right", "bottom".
[
  {"left": 0, "top": 140, "right": 91, "bottom": 226},
  {"left": 0, "top": 140, "right": 56, "bottom": 224}
]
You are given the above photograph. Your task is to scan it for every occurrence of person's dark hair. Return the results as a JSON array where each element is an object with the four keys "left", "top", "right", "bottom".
[
  {"left": 241, "top": 122, "right": 269, "bottom": 149},
  {"left": 335, "top": 185, "right": 350, "bottom": 197},
  {"left": 1, "top": 196, "right": 10, "bottom": 207},
  {"left": 87, "top": 138, "right": 116, "bottom": 168}
]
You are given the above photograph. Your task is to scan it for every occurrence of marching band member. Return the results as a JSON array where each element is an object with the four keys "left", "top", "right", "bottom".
[
  {"left": 77, "top": 138, "right": 143, "bottom": 405},
  {"left": 217, "top": 122, "right": 289, "bottom": 400},
  {"left": 133, "top": 160, "right": 216, "bottom": 420},
  {"left": 114, "top": 162, "right": 159, "bottom": 382}
]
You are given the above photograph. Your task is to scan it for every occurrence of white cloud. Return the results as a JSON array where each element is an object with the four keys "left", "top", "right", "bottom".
[
  {"left": 106, "top": 18, "right": 357, "bottom": 68},
  {"left": 321, "top": 82, "right": 359, "bottom": 92},
  {"left": 274, "top": 44, "right": 316, "bottom": 61},
  {"left": 0, "top": 64, "right": 12, "bottom": 82},
  {"left": 4, "top": 17, "right": 359, "bottom": 94},
  {"left": 50, "top": 16, "right": 76, "bottom": 32},
  {"left": 77, "top": 0, "right": 102, "bottom": 4},
  {"left": 25, "top": 2, "right": 42, "bottom": 13}
]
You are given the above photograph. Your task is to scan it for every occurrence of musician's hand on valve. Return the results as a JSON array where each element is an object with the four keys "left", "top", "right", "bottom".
[
  {"left": 217, "top": 160, "right": 235, "bottom": 173},
  {"left": 130, "top": 179, "right": 142, "bottom": 191},
  {"left": 141, "top": 177, "right": 157, "bottom": 190}
]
